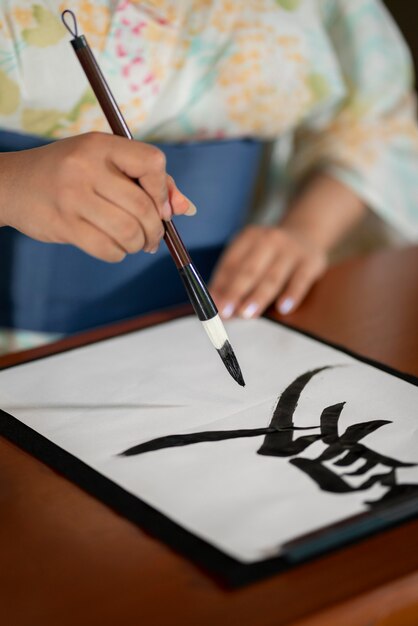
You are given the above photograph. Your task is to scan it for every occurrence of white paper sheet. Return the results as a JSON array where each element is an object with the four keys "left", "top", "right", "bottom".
[{"left": 1, "top": 316, "right": 417, "bottom": 563}]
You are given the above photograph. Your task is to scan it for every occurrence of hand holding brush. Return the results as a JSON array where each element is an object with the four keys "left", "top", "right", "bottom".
[{"left": 60, "top": 9, "right": 245, "bottom": 387}]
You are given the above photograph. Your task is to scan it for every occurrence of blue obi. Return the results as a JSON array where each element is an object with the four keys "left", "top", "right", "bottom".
[{"left": 0, "top": 131, "right": 262, "bottom": 333}]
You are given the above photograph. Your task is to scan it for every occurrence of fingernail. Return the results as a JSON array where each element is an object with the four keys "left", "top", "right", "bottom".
[
  {"left": 221, "top": 303, "right": 235, "bottom": 319},
  {"left": 149, "top": 245, "right": 159, "bottom": 254},
  {"left": 185, "top": 201, "right": 197, "bottom": 216},
  {"left": 279, "top": 297, "right": 294, "bottom": 315},
  {"left": 241, "top": 302, "right": 258, "bottom": 319},
  {"left": 163, "top": 200, "right": 172, "bottom": 221}
]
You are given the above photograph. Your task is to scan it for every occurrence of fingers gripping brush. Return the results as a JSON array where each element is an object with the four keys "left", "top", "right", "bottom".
[{"left": 61, "top": 9, "right": 245, "bottom": 387}]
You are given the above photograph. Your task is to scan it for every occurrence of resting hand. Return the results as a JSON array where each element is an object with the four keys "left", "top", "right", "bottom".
[
  {"left": 0, "top": 132, "right": 195, "bottom": 262},
  {"left": 210, "top": 225, "right": 327, "bottom": 319}
]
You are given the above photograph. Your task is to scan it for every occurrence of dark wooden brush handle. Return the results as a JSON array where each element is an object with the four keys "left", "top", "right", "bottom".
[{"left": 71, "top": 35, "right": 191, "bottom": 269}]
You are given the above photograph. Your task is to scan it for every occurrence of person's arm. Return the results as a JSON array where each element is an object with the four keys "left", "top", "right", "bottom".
[
  {"left": 211, "top": 0, "right": 418, "bottom": 319},
  {"left": 210, "top": 173, "right": 365, "bottom": 319},
  {"left": 0, "top": 132, "right": 195, "bottom": 262}
]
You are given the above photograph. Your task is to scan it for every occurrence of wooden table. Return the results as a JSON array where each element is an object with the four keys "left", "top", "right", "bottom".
[{"left": 1, "top": 246, "right": 418, "bottom": 626}]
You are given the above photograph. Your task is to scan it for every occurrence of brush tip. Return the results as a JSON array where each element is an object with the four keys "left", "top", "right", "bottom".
[{"left": 217, "top": 340, "right": 246, "bottom": 387}]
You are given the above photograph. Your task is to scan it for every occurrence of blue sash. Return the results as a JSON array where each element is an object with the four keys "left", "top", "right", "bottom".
[{"left": 0, "top": 131, "right": 262, "bottom": 333}]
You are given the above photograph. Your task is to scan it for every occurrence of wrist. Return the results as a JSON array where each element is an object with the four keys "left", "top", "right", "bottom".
[
  {"left": 279, "top": 173, "right": 366, "bottom": 253},
  {"left": 278, "top": 215, "right": 330, "bottom": 253}
]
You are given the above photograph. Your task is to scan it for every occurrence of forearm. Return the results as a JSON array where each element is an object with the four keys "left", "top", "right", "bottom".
[{"left": 279, "top": 173, "right": 367, "bottom": 252}]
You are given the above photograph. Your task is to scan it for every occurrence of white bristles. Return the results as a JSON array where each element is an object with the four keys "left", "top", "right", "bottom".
[{"left": 202, "top": 314, "right": 228, "bottom": 350}]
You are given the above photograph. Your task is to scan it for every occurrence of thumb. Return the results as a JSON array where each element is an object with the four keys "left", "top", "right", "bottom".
[{"left": 167, "top": 175, "right": 197, "bottom": 217}]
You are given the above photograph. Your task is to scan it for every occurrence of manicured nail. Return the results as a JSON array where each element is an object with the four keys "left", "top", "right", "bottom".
[
  {"left": 242, "top": 302, "right": 258, "bottom": 319},
  {"left": 149, "top": 246, "right": 159, "bottom": 254},
  {"left": 163, "top": 200, "right": 172, "bottom": 221},
  {"left": 279, "top": 297, "right": 294, "bottom": 315},
  {"left": 185, "top": 201, "right": 197, "bottom": 216},
  {"left": 221, "top": 303, "right": 235, "bottom": 319}
]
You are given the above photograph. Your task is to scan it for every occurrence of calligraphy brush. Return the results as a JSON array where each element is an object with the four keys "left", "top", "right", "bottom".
[{"left": 61, "top": 10, "right": 245, "bottom": 387}]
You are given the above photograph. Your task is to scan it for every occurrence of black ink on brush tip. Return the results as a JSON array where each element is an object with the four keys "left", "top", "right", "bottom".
[{"left": 218, "top": 340, "right": 245, "bottom": 387}]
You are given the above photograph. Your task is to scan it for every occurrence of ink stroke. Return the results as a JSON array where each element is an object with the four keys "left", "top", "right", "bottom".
[{"left": 120, "top": 366, "right": 418, "bottom": 509}]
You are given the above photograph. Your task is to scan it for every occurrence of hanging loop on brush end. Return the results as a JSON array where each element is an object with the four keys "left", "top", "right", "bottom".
[
  {"left": 61, "top": 9, "right": 79, "bottom": 38},
  {"left": 59, "top": 8, "right": 245, "bottom": 387}
]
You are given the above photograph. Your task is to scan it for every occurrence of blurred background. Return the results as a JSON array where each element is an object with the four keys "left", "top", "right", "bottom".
[
  {"left": 384, "top": 2, "right": 418, "bottom": 76},
  {"left": 331, "top": 1, "right": 418, "bottom": 262}
]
